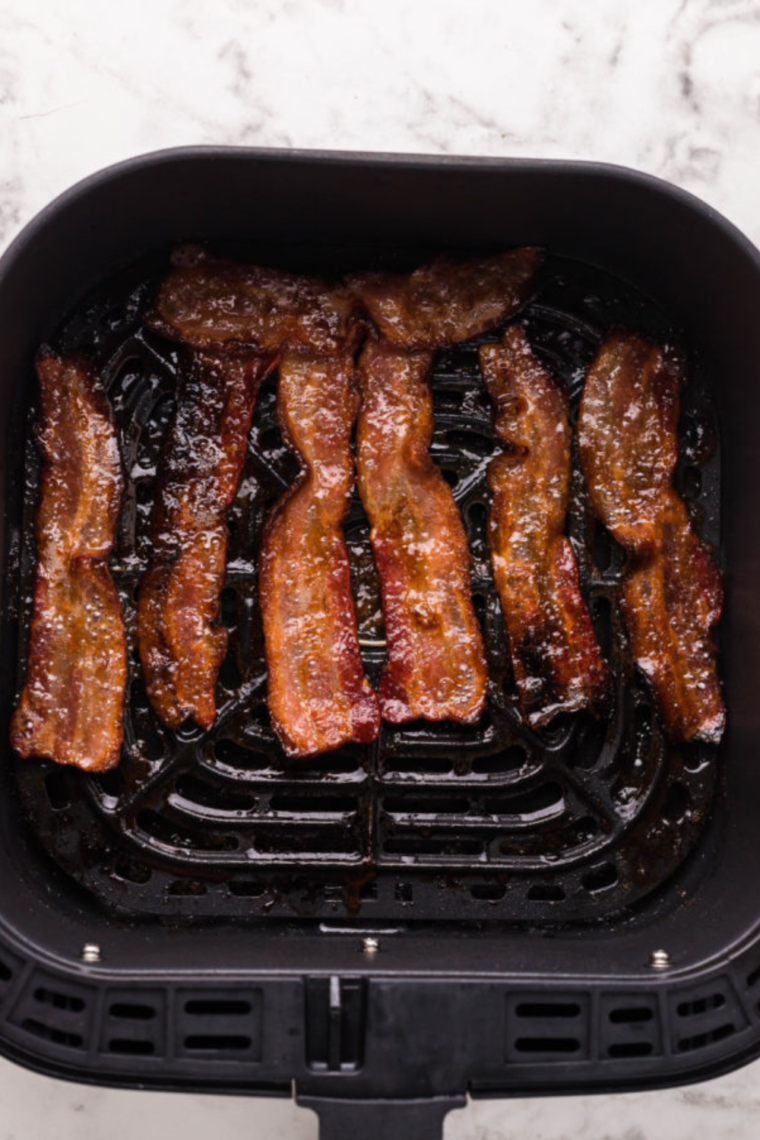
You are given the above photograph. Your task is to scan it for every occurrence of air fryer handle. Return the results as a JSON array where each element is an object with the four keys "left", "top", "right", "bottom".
[{"left": 298, "top": 1094, "right": 466, "bottom": 1140}]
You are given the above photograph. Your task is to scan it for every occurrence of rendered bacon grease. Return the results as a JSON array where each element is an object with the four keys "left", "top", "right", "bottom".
[
  {"left": 11, "top": 351, "right": 127, "bottom": 771},
  {"left": 353, "top": 249, "right": 541, "bottom": 724},
  {"left": 480, "top": 325, "right": 610, "bottom": 726},
  {"left": 578, "top": 331, "right": 725, "bottom": 744}
]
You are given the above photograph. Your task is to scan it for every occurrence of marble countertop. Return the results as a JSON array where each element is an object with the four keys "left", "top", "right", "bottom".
[{"left": 1, "top": 0, "right": 759, "bottom": 1136}]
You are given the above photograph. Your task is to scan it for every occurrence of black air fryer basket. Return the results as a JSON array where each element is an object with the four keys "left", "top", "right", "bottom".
[{"left": 0, "top": 148, "right": 758, "bottom": 1140}]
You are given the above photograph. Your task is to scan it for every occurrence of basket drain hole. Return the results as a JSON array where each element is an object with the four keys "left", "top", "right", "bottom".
[{"left": 582, "top": 863, "right": 618, "bottom": 893}]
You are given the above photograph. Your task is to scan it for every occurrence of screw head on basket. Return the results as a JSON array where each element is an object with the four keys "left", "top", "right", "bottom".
[
  {"left": 80, "top": 942, "right": 102, "bottom": 964},
  {"left": 648, "top": 948, "right": 671, "bottom": 970},
  {"left": 362, "top": 936, "right": 380, "bottom": 954}
]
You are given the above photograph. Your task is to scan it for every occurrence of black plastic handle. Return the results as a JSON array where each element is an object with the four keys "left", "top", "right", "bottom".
[{"left": 297, "top": 1094, "right": 466, "bottom": 1140}]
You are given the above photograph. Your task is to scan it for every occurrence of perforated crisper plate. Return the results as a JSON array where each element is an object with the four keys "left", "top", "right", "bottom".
[{"left": 7, "top": 250, "right": 721, "bottom": 924}]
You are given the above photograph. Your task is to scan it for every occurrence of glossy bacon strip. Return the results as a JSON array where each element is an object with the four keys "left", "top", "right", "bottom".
[
  {"left": 350, "top": 247, "right": 541, "bottom": 349},
  {"left": 260, "top": 352, "right": 380, "bottom": 757},
  {"left": 578, "top": 331, "right": 725, "bottom": 743},
  {"left": 149, "top": 245, "right": 361, "bottom": 355},
  {"left": 357, "top": 341, "right": 487, "bottom": 723},
  {"left": 138, "top": 350, "right": 276, "bottom": 730},
  {"left": 11, "top": 351, "right": 126, "bottom": 771},
  {"left": 479, "top": 326, "right": 609, "bottom": 725},
  {"left": 352, "top": 249, "right": 540, "bottom": 724}
]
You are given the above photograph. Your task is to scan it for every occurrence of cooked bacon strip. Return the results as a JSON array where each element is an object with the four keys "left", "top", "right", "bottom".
[
  {"left": 147, "top": 250, "right": 373, "bottom": 749},
  {"left": 11, "top": 350, "right": 126, "bottom": 771},
  {"left": 353, "top": 249, "right": 540, "bottom": 724},
  {"left": 357, "top": 341, "right": 487, "bottom": 723},
  {"left": 350, "top": 247, "right": 540, "bottom": 349},
  {"left": 138, "top": 350, "right": 276, "bottom": 730},
  {"left": 578, "top": 331, "right": 725, "bottom": 743},
  {"left": 479, "top": 326, "right": 610, "bottom": 725},
  {"left": 260, "top": 352, "right": 380, "bottom": 757},
  {"left": 148, "top": 245, "right": 361, "bottom": 354}
]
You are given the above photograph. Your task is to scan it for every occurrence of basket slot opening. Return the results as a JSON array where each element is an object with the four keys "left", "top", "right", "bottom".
[
  {"left": 228, "top": 880, "right": 265, "bottom": 897},
  {"left": 34, "top": 988, "right": 84, "bottom": 1013},
  {"left": 383, "top": 796, "right": 470, "bottom": 815},
  {"left": 174, "top": 773, "right": 257, "bottom": 813},
  {"left": 484, "top": 782, "right": 564, "bottom": 818},
  {"left": 582, "top": 863, "right": 618, "bottom": 893},
  {"left": 516, "top": 1002, "right": 581, "bottom": 1019},
  {"left": 609, "top": 1007, "right": 654, "bottom": 1024},
  {"left": 268, "top": 794, "right": 358, "bottom": 814},
  {"left": 470, "top": 882, "right": 506, "bottom": 901},
  {"left": 184, "top": 1034, "right": 252, "bottom": 1051},
  {"left": 608, "top": 1042, "right": 653, "bottom": 1058},
  {"left": 44, "top": 770, "right": 70, "bottom": 810},
  {"left": 185, "top": 999, "right": 252, "bottom": 1016},
  {"left": 661, "top": 782, "right": 691, "bottom": 825},
  {"left": 22, "top": 1019, "right": 83, "bottom": 1049},
  {"left": 677, "top": 1023, "right": 734, "bottom": 1052},
  {"left": 677, "top": 993, "right": 725, "bottom": 1018},
  {"left": 108, "top": 1038, "right": 155, "bottom": 1055},
  {"left": 109, "top": 1003, "right": 156, "bottom": 1020},
  {"left": 383, "top": 837, "right": 482, "bottom": 856}
]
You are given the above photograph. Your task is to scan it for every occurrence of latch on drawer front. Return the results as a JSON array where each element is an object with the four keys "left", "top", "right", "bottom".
[{"left": 305, "top": 976, "right": 366, "bottom": 1072}]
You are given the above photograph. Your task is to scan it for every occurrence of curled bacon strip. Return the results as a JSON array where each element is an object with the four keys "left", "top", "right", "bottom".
[
  {"left": 357, "top": 341, "right": 487, "bottom": 723},
  {"left": 350, "top": 247, "right": 540, "bottom": 349},
  {"left": 578, "top": 331, "right": 725, "bottom": 743},
  {"left": 138, "top": 350, "right": 276, "bottom": 730},
  {"left": 260, "top": 352, "right": 380, "bottom": 756},
  {"left": 149, "top": 245, "right": 361, "bottom": 355},
  {"left": 479, "top": 326, "right": 610, "bottom": 725},
  {"left": 11, "top": 350, "right": 126, "bottom": 771}
]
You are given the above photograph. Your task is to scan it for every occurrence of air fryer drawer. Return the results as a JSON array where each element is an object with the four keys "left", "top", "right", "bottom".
[{"left": 0, "top": 149, "right": 759, "bottom": 1135}]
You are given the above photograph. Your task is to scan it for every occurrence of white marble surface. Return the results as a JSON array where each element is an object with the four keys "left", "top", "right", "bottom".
[{"left": 1, "top": 0, "right": 759, "bottom": 1136}]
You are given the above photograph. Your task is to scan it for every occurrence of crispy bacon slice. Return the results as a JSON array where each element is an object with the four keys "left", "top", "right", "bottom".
[
  {"left": 352, "top": 249, "right": 540, "bottom": 724},
  {"left": 479, "top": 326, "right": 610, "bottom": 725},
  {"left": 146, "top": 249, "right": 371, "bottom": 747},
  {"left": 11, "top": 350, "right": 126, "bottom": 771},
  {"left": 148, "top": 245, "right": 361, "bottom": 355},
  {"left": 350, "top": 247, "right": 541, "bottom": 349},
  {"left": 138, "top": 350, "right": 276, "bottom": 730},
  {"left": 578, "top": 331, "right": 725, "bottom": 743},
  {"left": 260, "top": 352, "right": 380, "bottom": 757},
  {"left": 356, "top": 341, "right": 487, "bottom": 723}
]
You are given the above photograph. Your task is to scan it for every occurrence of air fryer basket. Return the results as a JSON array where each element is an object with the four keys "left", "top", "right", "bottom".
[{"left": 0, "top": 149, "right": 759, "bottom": 1140}]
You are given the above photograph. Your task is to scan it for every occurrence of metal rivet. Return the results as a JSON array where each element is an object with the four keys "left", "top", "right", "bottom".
[
  {"left": 362, "top": 936, "right": 380, "bottom": 955},
  {"left": 80, "top": 943, "right": 102, "bottom": 964},
  {"left": 648, "top": 948, "right": 671, "bottom": 970}
]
